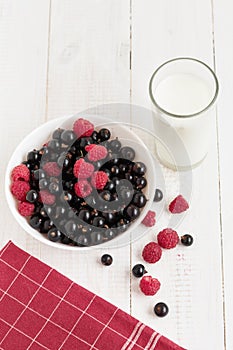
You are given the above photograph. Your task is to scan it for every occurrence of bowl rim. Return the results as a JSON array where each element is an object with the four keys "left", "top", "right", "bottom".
[{"left": 5, "top": 114, "right": 156, "bottom": 251}]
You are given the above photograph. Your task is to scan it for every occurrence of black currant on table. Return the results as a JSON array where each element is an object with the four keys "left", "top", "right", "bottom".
[
  {"left": 154, "top": 302, "right": 169, "bottom": 317},
  {"left": 153, "top": 188, "right": 163, "bottom": 202},
  {"left": 101, "top": 254, "right": 113, "bottom": 266},
  {"left": 132, "top": 264, "right": 147, "bottom": 278},
  {"left": 181, "top": 234, "right": 194, "bottom": 246},
  {"left": 98, "top": 128, "right": 111, "bottom": 141}
]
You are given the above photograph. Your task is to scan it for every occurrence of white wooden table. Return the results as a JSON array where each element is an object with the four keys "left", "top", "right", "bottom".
[{"left": 0, "top": 1, "right": 232, "bottom": 349}]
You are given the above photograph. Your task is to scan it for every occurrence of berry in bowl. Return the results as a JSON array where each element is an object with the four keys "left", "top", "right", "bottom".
[{"left": 5, "top": 115, "right": 156, "bottom": 250}]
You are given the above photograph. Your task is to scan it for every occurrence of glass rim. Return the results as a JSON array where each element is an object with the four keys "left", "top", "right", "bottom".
[{"left": 149, "top": 57, "right": 219, "bottom": 118}]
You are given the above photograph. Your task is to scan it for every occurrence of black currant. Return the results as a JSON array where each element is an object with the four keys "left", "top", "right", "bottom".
[
  {"left": 47, "top": 228, "right": 62, "bottom": 242},
  {"left": 98, "top": 128, "right": 111, "bottom": 141},
  {"left": 132, "top": 193, "right": 147, "bottom": 208},
  {"left": 154, "top": 188, "right": 163, "bottom": 202},
  {"left": 78, "top": 209, "right": 91, "bottom": 223},
  {"left": 101, "top": 254, "right": 113, "bottom": 266},
  {"left": 181, "top": 234, "right": 194, "bottom": 246},
  {"left": 61, "top": 130, "right": 76, "bottom": 144},
  {"left": 27, "top": 150, "right": 40, "bottom": 163},
  {"left": 52, "top": 128, "right": 64, "bottom": 140},
  {"left": 48, "top": 139, "right": 60, "bottom": 151},
  {"left": 109, "top": 139, "right": 121, "bottom": 153},
  {"left": 132, "top": 264, "right": 147, "bottom": 278},
  {"left": 29, "top": 215, "right": 42, "bottom": 229},
  {"left": 91, "top": 131, "right": 99, "bottom": 142},
  {"left": 120, "top": 146, "right": 135, "bottom": 161},
  {"left": 92, "top": 216, "right": 105, "bottom": 227},
  {"left": 154, "top": 303, "right": 169, "bottom": 317},
  {"left": 26, "top": 190, "right": 39, "bottom": 203},
  {"left": 39, "top": 178, "right": 48, "bottom": 189},
  {"left": 33, "top": 169, "right": 45, "bottom": 181},
  {"left": 132, "top": 162, "right": 147, "bottom": 176},
  {"left": 135, "top": 177, "right": 147, "bottom": 189}
]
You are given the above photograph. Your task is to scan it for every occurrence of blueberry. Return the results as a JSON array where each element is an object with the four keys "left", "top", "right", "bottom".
[
  {"left": 98, "top": 128, "right": 111, "bottom": 141},
  {"left": 132, "top": 162, "right": 146, "bottom": 176},
  {"left": 109, "top": 139, "right": 121, "bottom": 153},
  {"left": 181, "top": 234, "right": 194, "bottom": 246},
  {"left": 154, "top": 188, "right": 163, "bottom": 202},
  {"left": 47, "top": 228, "right": 62, "bottom": 242},
  {"left": 132, "top": 193, "right": 147, "bottom": 208},
  {"left": 26, "top": 190, "right": 39, "bottom": 203},
  {"left": 154, "top": 303, "right": 169, "bottom": 317},
  {"left": 132, "top": 264, "right": 147, "bottom": 278},
  {"left": 101, "top": 254, "right": 113, "bottom": 266},
  {"left": 120, "top": 146, "right": 135, "bottom": 161},
  {"left": 52, "top": 128, "right": 64, "bottom": 140}
]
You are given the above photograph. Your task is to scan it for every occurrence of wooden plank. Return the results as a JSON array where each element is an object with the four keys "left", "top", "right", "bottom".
[
  {"left": 40, "top": 0, "right": 131, "bottom": 312},
  {"left": 131, "top": 1, "right": 225, "bottom": 349},
  {"left": 0, "top": 0, "right": 50, "bottom": 258},
  {"left": 213, "top": 0, "right": 233, "bottom": 348}
]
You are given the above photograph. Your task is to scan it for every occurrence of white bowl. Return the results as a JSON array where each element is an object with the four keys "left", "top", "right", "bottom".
[{"left": 5, "top": 114, "right": 156, "bottom": 250}]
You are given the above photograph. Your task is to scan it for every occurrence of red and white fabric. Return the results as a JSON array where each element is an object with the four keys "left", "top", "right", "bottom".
[{"left": 0, "top": 241, "right": 186, "bottom": 350}]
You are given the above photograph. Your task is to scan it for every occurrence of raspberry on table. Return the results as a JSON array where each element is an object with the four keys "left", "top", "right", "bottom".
[
  {"left": 73, "top": 118, "right": 94, "bottom": 138},
  {"left": 11, "top": 164, "right": 30, "bottom": 182},
  {"left": 73, "top": 158, "right": 94, "bottom": 179},
  {"left": 43, "top": 162, "right": 61, "bottom": 177},
  {"left": 142, "top": 242, "right": 162, "bottom": 263},
  {"left": 157, "top": 228, "right": 179, "bottom": 249},
  {"left": 74, "top": 180, "right": 92, "bottom": 198},
  {"left": 11, "top": 180, "right": 30, "bottom": 201},
  {"left": 141, "top": 210, "right": 156, "bottom": 227},
  {"left": 39, "top": 190, "right": 56, "bottom": 205},
  {"left": 169, "top": 194, "right": 189, "bottom": 214},
  {"left": 139, "top": 275, "right": 161, "bottom": 296},
  {"left": 87, "top": 145, "right": 108, "bottom": 162},
  {"left": 18, "top": 202, "right": 35, "bottom": 217},
  {"left": 91, "top": 171, "right": 109, "bottom": 190}
]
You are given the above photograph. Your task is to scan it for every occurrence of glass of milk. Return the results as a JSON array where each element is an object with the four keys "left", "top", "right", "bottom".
[{"left": 149, "top": 57, "right": 219, "bottom": 170}]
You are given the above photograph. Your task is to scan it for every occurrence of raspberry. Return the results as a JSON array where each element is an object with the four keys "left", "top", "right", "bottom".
[
  {"left": 18, "top": 202, "right": 35, "bottom": 217},
  {"left": 73, "top": 159, "right": 94, "bottom": 179},
  {"left": 142, "top": 242, "right": 162, "bottom": 263},
  {"left": 39, "top": 190, "right": 55, "bottom": 205},
  {"left": 11, "top": 164, "right": 30, "bottom": 182},
  {"left": 91, "top": 171, "right": 108, "bottom": 190},
  {"left": 140, "top": 276, "right": 161, "bottom": 296},
  {"left": 73, "top": 118, "right": 94, "bottom": 138},
  {"left": 169, "top": 195, "right": 189, "bottom": 214},
  {"left": 141, "top": 210, "right": 156, "bottom": 227},
  {"left": 87, "top": 145, "right": 108, "bottom": 162},
  {"left": 43, "top": 162, "right": 61, "bottom": 177},
  {"left": 157, "top": 228, "right": 179, "bottom": 249},
  {"left": 11, "top": 181, "right": 30, "bottom": 201},
  {"left": 74, "top": 180, "right": 92, "bottom": 198}
]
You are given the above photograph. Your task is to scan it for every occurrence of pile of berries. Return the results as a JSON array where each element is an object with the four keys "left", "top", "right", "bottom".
[{"left": 10, "top": 118, "right": 149, "bottom": 247}]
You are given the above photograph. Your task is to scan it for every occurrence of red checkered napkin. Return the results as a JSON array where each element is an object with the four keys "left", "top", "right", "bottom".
[{"left": 0, "top": 241, "right": 186, "bottom": 350}]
